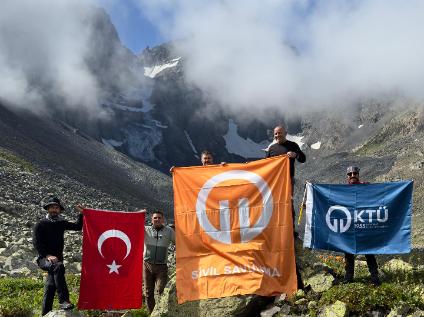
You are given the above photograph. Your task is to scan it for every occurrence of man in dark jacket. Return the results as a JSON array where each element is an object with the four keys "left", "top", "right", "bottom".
[
  {"left": 344, "top": 166, "right": 381, "bottom": 286},
  {"left": 33, "top": 196, "right": 83, "bottom": 315}
]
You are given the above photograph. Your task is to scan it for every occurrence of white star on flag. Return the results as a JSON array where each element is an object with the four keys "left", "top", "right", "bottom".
[{"left": 107, "top": 260, "right": 122, "bottom": 274}]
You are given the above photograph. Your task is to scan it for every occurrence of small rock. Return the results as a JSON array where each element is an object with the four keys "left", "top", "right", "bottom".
[
  {"left": 43, "top": 310, "right": 83, "bottom": 316},
  {"left": 382, "top": 259, "right": 414, "bottom": 273},
  {"left": 10, "top": 266, "right": 32, "bottom": 277},
  {"left": 387, "top": 304, "right": 411, "bottom": 317},
  {"left": 308, "top": 301, "right": 317, "bottom": 310},
  {"left": 278, "top": 304, "right": 291, "bottom": 315},
  {"left": 407, "top": 310, "right": 424, "bottom": 317},
  {"left": 295, "top": 289, "right": 305, "bottom": 298},
  {"left": 274, "top": 293, "right": 287, "bottom": 303},
  {"left": 305, "top": 273, "right": 335, "bottom": 293},
  {"left": 294, "top": 298, "right": 308, "bottom": 306},
  {"left": 261, "top": 305, "right": 281, "bottom": 317},
  {"left": 319, "top": 300, "right": 348, "bottom": 317}
]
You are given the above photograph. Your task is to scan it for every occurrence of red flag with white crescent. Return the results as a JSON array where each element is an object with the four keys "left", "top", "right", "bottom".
[{"left": 78, "top": 209, "right": 145, "bottom": 310}]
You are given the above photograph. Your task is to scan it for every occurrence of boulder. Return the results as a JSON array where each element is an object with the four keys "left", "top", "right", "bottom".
[
  {"left": 260, "top": 306, "right": 281, "bottom": 317},
  {"left": 44, "top": 311, "right": 84, "bottom": 317},
  {"left": 151, "top": 275, "right": 273, "bottom": 317},
  {"left": 308, "top": 301, "right": 318, "bottom": 310},
  {"left": 0, "top": 239, "right": 7, "bottom": 248},
  {"left": 387, "top": 304, "right": 411, "bottom": 317},
  {"left": 319, "top": 300, "right": 348, "bottom": 317},
  {"left": 274, "top": 293, "right": 287, "bottom": 303},
  {"left": 382, "top": 259, "right": 414, "bottom": 273},
  {"left": 305, "top": 273, "right": 335, "bottom": 293},
  {"left": 275, "top": 304, "right": 291, "bottom": 316},
  {"left": 10, "top": 266, "right": 32, "bottom": 277}
]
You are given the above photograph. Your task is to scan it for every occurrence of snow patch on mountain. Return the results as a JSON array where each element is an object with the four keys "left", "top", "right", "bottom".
[
  {"left": 286, "top": 134, "right": 304, "bottom": 148},
  {"left": 102, "top": 138, "right": 124, "bottom": 148},
  {"left": 110, "top": 103, "right": 152, "bottom": 113},
  {"left": 144, "top": 58, "right": 181, "bottom": 78},
  {"left": 184, "top": 130, "right": 198, "bottom": 154},
  {"left": 223, "top": 119, "right": 269, "bottom": 158},
  {"left": 152, "top": 120, "right": 168, "bottom": 128},
  {"left": 311, "top": 141, "right": 321, "bottom": 150}
]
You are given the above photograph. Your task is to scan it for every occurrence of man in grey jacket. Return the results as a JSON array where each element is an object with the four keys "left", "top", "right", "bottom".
[{"left": 144, "top": 210, "right": 175, "bottom": 312}]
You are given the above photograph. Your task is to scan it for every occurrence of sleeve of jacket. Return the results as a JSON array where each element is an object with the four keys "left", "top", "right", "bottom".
[
  {"left": 33, "top": 222, "right": 49, "bottom": 257},
  {"left": 295, "top": 144, "right": 306, "bottom": 163},
  {"left": 170, "top": 227, "right": 176, "bottom": 244},
  {"left": 64, "top": 213, "right": 83, "bottom": 231}
]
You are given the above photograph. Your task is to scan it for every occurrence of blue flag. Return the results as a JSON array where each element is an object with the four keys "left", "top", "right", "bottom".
[{"left": 303, "top": 180, "right": 413, "bottom": 254}]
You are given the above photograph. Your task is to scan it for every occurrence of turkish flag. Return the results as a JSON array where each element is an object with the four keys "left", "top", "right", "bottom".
[{"left": 78, "top": 209, "right": 145, "bottom": 310}]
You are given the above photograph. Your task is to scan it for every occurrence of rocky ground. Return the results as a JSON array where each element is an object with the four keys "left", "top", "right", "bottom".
[{"left": 148, "top": 239, "right": 424, "bottom": 317}]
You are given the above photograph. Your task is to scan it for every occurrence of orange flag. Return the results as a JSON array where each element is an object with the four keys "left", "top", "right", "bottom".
[{"left": 173, "top": 155, "right": 297, "bottom": 303}]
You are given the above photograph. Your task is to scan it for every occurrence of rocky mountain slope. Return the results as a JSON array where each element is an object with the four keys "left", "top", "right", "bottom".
[{"left": 0, "top": 102, "right": 173, "bottom": 276}]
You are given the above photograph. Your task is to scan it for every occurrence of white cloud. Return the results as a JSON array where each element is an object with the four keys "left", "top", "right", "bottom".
[
  {"left": 136, "top": 0, "right": 424, "bottom": 113},
  {"left": 0, "top": 0, "right": 102, "bottom": 114}
]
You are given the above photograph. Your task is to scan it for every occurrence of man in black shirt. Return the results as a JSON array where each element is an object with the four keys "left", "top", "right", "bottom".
[
  {"left": 266, "top": 126, "right": 306, "bottom": 179},
  {"left": 265, "top": 125, "right": 306, "bottom": 226},
  {"left": 265, "top": 125, "right": 306, "bottom": 289},
  {"left": 33, "top": 196, "right": 83, "bottom": 315}
]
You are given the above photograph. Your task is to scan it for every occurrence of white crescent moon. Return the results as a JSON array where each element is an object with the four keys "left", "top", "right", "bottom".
[{"left": 97, "top": 229, "right": 131, "bottom": 259}]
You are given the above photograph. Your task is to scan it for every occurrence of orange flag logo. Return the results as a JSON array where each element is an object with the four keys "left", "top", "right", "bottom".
[{"left": 173, "top": 155, "right": 297, "bottom": 303}]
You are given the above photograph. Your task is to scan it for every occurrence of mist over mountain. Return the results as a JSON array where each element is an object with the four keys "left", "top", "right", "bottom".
[
  {"left": 0, "top": 1, "right": 423, "bottom": 250},
  {"left": 1, "top": 3, "right": 424, "bottom": 316}
]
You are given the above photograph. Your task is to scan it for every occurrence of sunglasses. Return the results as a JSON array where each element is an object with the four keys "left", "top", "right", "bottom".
[{"left": 347, "top": 172, "right": 359, "bottom": 176}]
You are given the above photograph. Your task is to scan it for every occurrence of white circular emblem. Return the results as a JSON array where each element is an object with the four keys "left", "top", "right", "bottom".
[
  {"left": 195, "top": 170, "right": 273, "bottom": 244},
  {"left": 326, "top": 206, "right": 352, "bottom": 233}
]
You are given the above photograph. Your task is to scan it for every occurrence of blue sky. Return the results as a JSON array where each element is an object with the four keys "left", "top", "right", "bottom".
[{"left": 98, "top": 1, "right": 165, "bottom": 54}]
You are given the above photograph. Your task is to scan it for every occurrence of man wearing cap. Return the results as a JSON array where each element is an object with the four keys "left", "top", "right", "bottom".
[
  {"left": 344, "top": 166, "right": 381, "bottom": 286},
  {"left": 33, "top": 196, "right": 84, "bottom": 315}
]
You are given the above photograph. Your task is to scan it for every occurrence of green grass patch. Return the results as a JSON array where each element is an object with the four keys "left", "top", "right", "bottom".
[
  {"left": 0, "top": 148, "right": 34, "bottom": 173},
  {"left": 0, "top": 275, "right": 149, "bottom": 316},
  {"left": 0, "top": 277, "right": 43, "bottom": 316},
  {"left": 319, "top": 282, "right": 424, "bottom": 315}
]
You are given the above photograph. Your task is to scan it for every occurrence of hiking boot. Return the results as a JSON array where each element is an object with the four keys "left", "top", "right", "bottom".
[{"left": 59, "top": 301, "right": 74, "bottom": 310}]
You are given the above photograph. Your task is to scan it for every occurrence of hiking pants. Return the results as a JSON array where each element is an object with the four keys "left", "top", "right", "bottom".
[
  {"left": 143, "top": 261, "right": 168, "bottom": 312},
  {"left": 344, "top": 253, "right": 379, "bottom": 279},
  {"left": 38, "top": 258, "right": 70, "bottom": 315}
]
